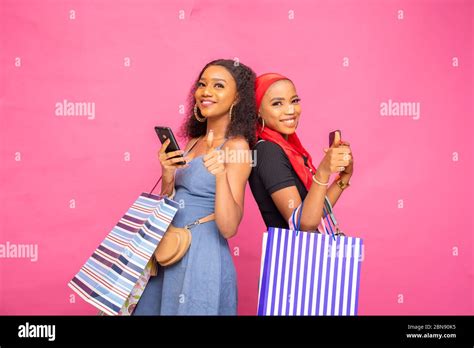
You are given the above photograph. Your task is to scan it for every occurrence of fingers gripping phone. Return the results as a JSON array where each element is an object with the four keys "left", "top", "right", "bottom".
[{"left": 155, "top": 126, "right": 186, "bottom": 165}]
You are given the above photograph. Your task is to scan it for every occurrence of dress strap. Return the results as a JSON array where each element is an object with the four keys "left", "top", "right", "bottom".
[
  {"left": 217, "top": 138, "right": 229, "bottom": 150},
  {"left": 184, "top": 136, "right": 202, "bottom": 155}
]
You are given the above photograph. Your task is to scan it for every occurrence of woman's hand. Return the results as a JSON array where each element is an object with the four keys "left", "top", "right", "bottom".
[
  {"left": 317, "top": 131, "right": 352, "bottom": 176},
  {"left": 158, "top": 138, "right": 190, "bottom": 180},
  {"left": 203, "top": 130, "right": 226, "bottom": 177},
  {"left": 338, "top": 140, "right": 354, "bottom": 177}
]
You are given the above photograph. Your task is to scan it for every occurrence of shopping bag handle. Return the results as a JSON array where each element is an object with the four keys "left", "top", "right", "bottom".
[
  {"left": 323, "top": 196, "right": 338, "bottom": 227},
  {"left": 323, "top": 196, "right": 346, "bottom": 238},
  {"left": 292, "top": 200, "right": 304, "bottom": 235},
  {"left": 292, "top": 196, "right": 341, "bottom": 240},
  {"left": 148, "top": 176, "right": 162, "bottom": 195}
]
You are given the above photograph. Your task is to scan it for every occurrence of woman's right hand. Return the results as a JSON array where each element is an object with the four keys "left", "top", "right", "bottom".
[{"left": 158, "top": 138, "right": 190, "bottom": 180}]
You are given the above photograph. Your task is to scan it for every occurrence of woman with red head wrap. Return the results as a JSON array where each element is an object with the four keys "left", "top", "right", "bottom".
[{"left": 249, "top": 73, "right": 354, "bottom": 231}]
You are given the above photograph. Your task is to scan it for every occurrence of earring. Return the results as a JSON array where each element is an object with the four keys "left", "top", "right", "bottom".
[
  {"left": 259, "top": 117, "right": 265, "bottom": 131},
  {"left": 229, "top": 104, "right": 235, "bottom": 122},
  {"left": 194, "top": 104, "right": 206, "bottom": 122}
]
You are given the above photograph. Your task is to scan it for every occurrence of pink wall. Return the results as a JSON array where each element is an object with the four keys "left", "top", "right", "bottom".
[{"left": 1, "top": 0, "right": 472, "bottom": 315}]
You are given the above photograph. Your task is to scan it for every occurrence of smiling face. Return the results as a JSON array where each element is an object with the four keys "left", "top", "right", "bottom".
[
  {"left": 258, "top": 79, "right": 301, "bottom": 137},
  {"left": 194, "top": 65, "right": 238, "bottom": 119}
]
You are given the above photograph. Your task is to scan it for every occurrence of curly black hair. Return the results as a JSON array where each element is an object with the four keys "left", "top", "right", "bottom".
[{"left": 179, "top": 59, "right": 257, "bottom": 146}]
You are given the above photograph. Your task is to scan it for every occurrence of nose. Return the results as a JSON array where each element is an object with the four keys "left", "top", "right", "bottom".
[
  {"left": 285, "top": 104, "right": 295, "bottom": 115},
  {"left": 203, "top": 85, "right": 213, "bottom": 97}
]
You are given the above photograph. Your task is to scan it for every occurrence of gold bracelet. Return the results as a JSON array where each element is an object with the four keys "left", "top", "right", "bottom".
[
  {"left": 336, "top": 177, "right": 350, "bottom": 190},
  {"left": 312, "top": 174, "right": 329, "bottom": 186}
]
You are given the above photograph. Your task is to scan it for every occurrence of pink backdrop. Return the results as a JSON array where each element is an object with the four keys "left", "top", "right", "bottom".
[{"left": 1, "top": 0, "right": 472, "bottom": 315}]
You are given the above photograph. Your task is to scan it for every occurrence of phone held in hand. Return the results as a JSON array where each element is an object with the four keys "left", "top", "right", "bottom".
[
  {"left": 329, "top": 129, "right": 341, "bottom": 147},
  {"left": 155, "top": 126, "right": 186, "bottom": 165}
]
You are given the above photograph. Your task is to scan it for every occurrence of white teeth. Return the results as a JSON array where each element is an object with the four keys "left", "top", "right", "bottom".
[
  {"left": 282, "top": 119, "right": 296, "bottom": 126},
  {"left": 201, "top": 101, "right": 214, "bottom": 105}
]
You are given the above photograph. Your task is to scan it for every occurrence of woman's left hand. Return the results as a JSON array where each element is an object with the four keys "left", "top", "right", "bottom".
[
  {"left": 203, "top": 130, "right": 226, "bottom": 177},
  {"left": 339, "top": 140, "right": 354, "bottom": 176},
  {"left": 323, "top": 139, "right": 354, "bottom": 176}
]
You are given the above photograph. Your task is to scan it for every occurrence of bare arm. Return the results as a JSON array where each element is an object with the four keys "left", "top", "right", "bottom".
[
  {"left": 325, "top": 172, "right": 352, "bottom": 209},
  {"left": 270, "top": 146, "right": 353, "bottom": 231},
  {"left": 270, "top": 170, "right": 329, "bottom": 232},
  {"left": 205, "top": 137, "right": 251, "bottom": 239}
]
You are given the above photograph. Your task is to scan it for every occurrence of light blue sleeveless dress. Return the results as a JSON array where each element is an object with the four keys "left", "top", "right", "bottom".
[{"left": 133, "top": 140, "right": 237, "bottom": 315}]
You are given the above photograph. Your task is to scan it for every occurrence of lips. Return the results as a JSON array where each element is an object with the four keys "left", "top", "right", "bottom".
[
  {"left": 200, "top": 99, "right": 216, "bottom": 107},
  {"left": 280, "top": 116, "right": 297, "bottom": 126}
]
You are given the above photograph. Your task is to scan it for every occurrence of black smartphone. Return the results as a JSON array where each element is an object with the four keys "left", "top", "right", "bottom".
[
  {"left": 154, "top": 126, "right": 186, "bottom": 165},
  {"left": 329, "top": 129, "right": 341, "bottom": 147}
]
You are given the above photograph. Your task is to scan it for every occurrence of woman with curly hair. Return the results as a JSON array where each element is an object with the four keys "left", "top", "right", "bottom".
[{"left": 133, "top": 59, "right": 256, "bottom": 315}]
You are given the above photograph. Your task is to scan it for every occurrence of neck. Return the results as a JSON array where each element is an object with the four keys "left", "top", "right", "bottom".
[
  {"left": 206, "top": 114, "right": 229, "bottom": 139},
  {"left": 261, "top": 125, "right": 289, "bottom": 141}
]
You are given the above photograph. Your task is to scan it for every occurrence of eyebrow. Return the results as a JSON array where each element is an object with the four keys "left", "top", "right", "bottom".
[
  {"left": 199, "top": 78, "right": 227, "bottom": 84},
  {"left": 270, "top": 95, "right": 299, "bottom": 101}
]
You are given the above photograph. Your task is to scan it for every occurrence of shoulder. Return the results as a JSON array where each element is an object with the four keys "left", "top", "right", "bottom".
[
  {"left": 253, "top": 140, "right": 292, "bottom": 173},
  {"left": 223, "top": 136, "right": 250, "bottom": 151},
  {"left": 223, "top": 136, "right": 252, "bottom": 168},
  {"left": 252, "top": 140, "right": 296, "bottom": 193},
  {"left": 254, "top": 140, "right": 287, "bottom": 158}
]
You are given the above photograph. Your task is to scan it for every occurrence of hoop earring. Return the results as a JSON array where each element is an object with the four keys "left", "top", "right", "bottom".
[
  {"left": 194, "top": 104, "right": 206, "bottom": 123},
  {"left": 229, "top": 104, "right": 235, "bottom": 122},
  {"left": 259, "top": 117, "right": 265, "bottom": 131}
]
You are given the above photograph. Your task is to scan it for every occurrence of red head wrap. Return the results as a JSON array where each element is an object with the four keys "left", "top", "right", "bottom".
[{"left": 255, "top": 73, "right": 318, "bottom": 191}]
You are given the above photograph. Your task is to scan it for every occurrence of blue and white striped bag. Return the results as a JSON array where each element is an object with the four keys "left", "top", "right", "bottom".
[
  {"left": 68, "top": 192, "right": 179, "bottom": 316},
  {"left": 257, "top": 196, "right": 363, "bottom": 316}
]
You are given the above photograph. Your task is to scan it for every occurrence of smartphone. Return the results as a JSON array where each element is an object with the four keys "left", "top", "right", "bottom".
[
  {"left": 154, "top": 126, "right": 186, "bottom": 165},
  {"left": 329, "top": 130, "right": 341, "bottom": 147}
]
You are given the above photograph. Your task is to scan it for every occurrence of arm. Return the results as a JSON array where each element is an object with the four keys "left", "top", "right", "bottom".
[
  {"left": 270, "top": 171, "right": 329, "bottom": 232},
  {"left": 270, "top": 171, "right": 340, "bottom": 232},
  {"left": 160, "top": 174, "right": 175, "bottom": 196},
  {"left": 325, "top": 172, "right": 352, "bottom": 209},
  {"left": 255, "top": 141, "right": 310, "bottom": 228},
  {"left": 267, "top": 145, "right": 352, "bottom": 231},
  {"left": 204, "top": 137, "right": 252, "bottom": 239}
]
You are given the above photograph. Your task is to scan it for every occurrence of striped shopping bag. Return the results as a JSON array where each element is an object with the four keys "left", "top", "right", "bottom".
[
  {"left": 257, "top": 197, "right": 363, "bottom": 316},
  {"left": 68, "top": 192, "right": 179, "bottom": 316}
]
